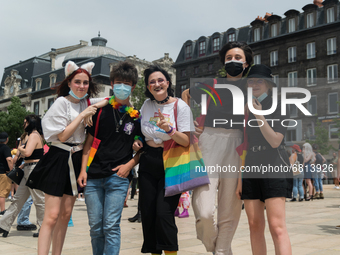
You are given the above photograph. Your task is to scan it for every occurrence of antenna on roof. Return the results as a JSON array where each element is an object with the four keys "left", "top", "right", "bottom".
[{"left": 98, "top": 31, "right": 101, "bottom": 37}]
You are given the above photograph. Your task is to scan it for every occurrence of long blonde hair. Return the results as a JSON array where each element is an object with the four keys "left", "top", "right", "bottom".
[{"left": 303, "top": 143, "right": 315, "bottom": 162}]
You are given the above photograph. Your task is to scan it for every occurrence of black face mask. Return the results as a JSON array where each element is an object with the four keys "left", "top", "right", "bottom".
[{"left": 224, "top": 60, "right": 245, "bottom": 77}]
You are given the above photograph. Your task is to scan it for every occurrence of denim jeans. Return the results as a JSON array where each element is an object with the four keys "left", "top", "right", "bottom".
[
  {"left": 17, "top": 196, "right": 33, "bottom": 225},
  {"left": 292, "top": 177, "right": 304, "bottom": 199},
  {"left": 84, "top": 174, "right": 129, "bottom": 255},
  {"left": 314, "top": 177, "right": 323, "bottom": 192}
]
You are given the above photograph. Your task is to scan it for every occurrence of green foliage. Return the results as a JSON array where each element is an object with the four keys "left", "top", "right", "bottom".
[
  {"left": 306, "top": 120, "right": 333, "bottom": 155},
  {"left": 131, "top": 77, "right": 147, "bottom": 110},
  {"left": 0, "top": 97, "right": 33, "bottom": 148},
  {"left": 217, "top": 67, "right": 227, "bottom": 78}
]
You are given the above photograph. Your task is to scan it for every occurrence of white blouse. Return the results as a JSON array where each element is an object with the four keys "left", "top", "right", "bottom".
[{"left": 42, "top": 97, "right": 102, "bottom": 143}]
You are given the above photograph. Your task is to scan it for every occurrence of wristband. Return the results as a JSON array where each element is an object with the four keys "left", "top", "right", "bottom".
[
  {"left": 134, "top": 135, "right": 144, "bottom": 143},
  {"left": 165, "top": 125, "right": 173, "bottom": 134},
  {"left": 169, "top": 128, "right": 176, "bottom": 136}
]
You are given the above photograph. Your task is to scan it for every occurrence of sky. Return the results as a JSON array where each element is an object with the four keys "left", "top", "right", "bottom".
[{"left": 0, "top": 0, "right": 313, "bottom": 78}]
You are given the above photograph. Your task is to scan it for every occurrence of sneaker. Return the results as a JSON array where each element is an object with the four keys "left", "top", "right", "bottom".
[
  {"left": 0, "top": 210, "right": 6, "bottom": 216},
  {"left": 335, "top": 186, "right": 340, "bottom": 190},
  {"left": 78, "top": 198, "right": 85, "bottom": 202},
  {"left": 335, "top": 225, "right": 340, "bottom": 229},
  {"left": 289, "top": 198, "right": 297, "bottom": 202},
  {"left": 17, "top": 224, "right": 37, "bottom": 231}
]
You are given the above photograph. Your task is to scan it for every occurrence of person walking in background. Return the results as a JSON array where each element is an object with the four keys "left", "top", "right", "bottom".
[
  {"left": 289, "top": 144, "right": 304, "bottom": 202},
  {"left": 0, "top": 115, "right": 45, "bottom": 238},
  {"left": 312, "top": 144, "right": 326, "bottom": 199},
  {"left": 331, "top": 152, "right": 339, "bottom": 189},
  {"left": 302, "top": 143, "right": 315, "bottom": 201},
  {"left": 0, "top": 132, "right": 13, "bottom": 216}
]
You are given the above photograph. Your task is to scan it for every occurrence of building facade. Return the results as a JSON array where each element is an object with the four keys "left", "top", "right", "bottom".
[
  {"left": 0, "top": 34, "right": 176, "bottom": 115},
  {"left": 173, "top": 0, "right": 340, "bottom": 149}
]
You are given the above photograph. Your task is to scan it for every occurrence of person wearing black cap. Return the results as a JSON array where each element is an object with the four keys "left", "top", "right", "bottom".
[
  {"left": 0, "top": 132, "right": 13, "bottom": 215},
  {"left": 238, "top": 64, "right": 293, "bottom": 255}
]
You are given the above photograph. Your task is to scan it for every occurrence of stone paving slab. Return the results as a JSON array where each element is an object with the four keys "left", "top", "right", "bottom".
[{"left": 0, "top": 184, "right": 339, "bottom": 254}]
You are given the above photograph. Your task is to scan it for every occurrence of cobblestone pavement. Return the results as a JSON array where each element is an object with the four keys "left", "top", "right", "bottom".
[{"left": 0, "top": 184, "right": 340, "bottom": 255}]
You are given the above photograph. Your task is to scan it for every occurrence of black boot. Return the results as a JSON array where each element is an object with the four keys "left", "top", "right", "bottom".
[
  {"left": 0, "top": 227, "right": 9, "bottom": 237},
  {"left": 128, "top": 212, "right": 141, "bottom": 223}
]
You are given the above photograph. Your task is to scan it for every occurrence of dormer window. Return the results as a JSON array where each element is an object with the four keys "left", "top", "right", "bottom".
[
  {"left": 254, "top": 28, "right": 260, "bottom": 42},
  {"left": 271, "top": 23, "right": 278, "bottom": 37},
  {"left": 288, "top": 18, "right": 296, "bottom": 32},
  {"left": 199, "top": 41, "right": 206, "bottom": 56},
  {"left": 228, "top": 33, "right": 235, "bottom": 42},
  {"left": 306, "top": 13, "right": 314, "bottom": 28},
  {"left": 185, "top": 45, "right": 192, "bottom": 59},
  {"left": 35, "top": 78, "right": 42, "bottom": 91},
  {"left": 327, "top": 7, "right": 335, "bottom": 23},
  {"left": 213, "top": 37, "right": 220, "bottom": 52},
  {"left": 49, "top": 74, "right": 57, "bottom": 87}
]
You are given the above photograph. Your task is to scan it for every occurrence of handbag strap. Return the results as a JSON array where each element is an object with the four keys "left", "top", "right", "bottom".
[
  {"left": 93, "top": 108, "right": 103, "bottom": 138},
  {"left": 173, "top": 99, "right": 179, "bottom": 130},
  {"left": 87, "top": 98, "right": 91, "bottom": 106}
]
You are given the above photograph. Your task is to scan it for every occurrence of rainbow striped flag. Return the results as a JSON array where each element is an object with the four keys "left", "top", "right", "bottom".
[{"left": 86, "top": 137, "right": 101, "bottom": 172}]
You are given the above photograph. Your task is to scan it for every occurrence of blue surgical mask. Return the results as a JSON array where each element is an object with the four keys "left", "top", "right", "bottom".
[
  {"left": 113, "top": 83, "right": 132, "bottom": 100},
  {"left": 253, "top": 92, "right": 268, "bottom": 103},
  {"left": 69, "top": 90, "right": 88, "bottom": 100}
]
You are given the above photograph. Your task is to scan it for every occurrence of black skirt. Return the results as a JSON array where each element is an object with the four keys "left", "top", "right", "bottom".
[
  {"left": 241, "top": 147, "right": 293, "bottom": 202},
  {"left": 26, "top": 146, "right": 82, "bottom": 197}
]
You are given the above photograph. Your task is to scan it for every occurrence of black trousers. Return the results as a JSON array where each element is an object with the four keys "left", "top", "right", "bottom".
[
  {"left": 130, "top": 177, "right": 138, "bottom": 199},
  {"left": 139, "top": 145, "right": 181, "bottom": 254}
]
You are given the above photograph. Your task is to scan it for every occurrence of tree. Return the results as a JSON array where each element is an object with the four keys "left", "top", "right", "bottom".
[
  {"left": 131, "top": 77, "right": 147, "bottom": 111},
  {"left": 306, "top": 120, "right": 333, "bottom": 155},
  {"left": 0, "top": 97, "right": 33, "bottom": 148}
]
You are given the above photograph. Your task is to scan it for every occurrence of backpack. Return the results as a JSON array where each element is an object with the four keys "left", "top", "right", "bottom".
[{"left": 292, "top": 153, "right": 303, "bottom": 176}]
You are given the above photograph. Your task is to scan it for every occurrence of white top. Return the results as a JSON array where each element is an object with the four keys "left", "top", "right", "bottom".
[
  {"left": 140, "top": 98, "right": 195, "bottom": 144},
  {"left": 42, "top": 97, "right": 103, "bottom": 143}
]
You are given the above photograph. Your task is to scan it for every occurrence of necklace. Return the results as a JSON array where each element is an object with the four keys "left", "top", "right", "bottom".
[
  {"left": 109, "top": 95, "right": 140, "bottom": 120},
  {"left": 65, "top": 95, "right": 80, "bottom": 104},
  {"left": 155, "top": 96, "right": 169, "bottom": 104},
  {"left": 113, "top": 109, "right": 127, "bottom": 133}
]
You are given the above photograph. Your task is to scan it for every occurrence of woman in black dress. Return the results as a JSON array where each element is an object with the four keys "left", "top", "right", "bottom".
[{"left": 239, "top": 65, "right": 293, "bottom": 255}]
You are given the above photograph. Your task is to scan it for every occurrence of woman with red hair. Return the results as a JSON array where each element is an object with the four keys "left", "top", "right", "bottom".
[{"left": 27, "top": 61, "right": 107, "bottom": 255}]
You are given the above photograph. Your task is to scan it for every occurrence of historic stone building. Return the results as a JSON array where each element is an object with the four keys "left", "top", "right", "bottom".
[
  {"left": 0, "top": 34, "right": 176, "bottom": 115},
  {"left": 173, "top": 0, "right": 340, "bottom": 148}
]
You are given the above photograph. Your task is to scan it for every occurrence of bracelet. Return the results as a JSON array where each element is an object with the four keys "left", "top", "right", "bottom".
[
  {"left": 165, "top": 125, "right": 173, "bottom": 134},
  {"left": 134, "top": 135, "right": 144, "bottom": 143},
  {"left": 169, "top": 128, "right": 176, "bottom": 136}
]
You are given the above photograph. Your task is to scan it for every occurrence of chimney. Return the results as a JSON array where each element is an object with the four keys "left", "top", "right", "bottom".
[
  {"left": 49, "top": 48, "right": 57, "bottom": 71},
  {"left": 313, "top": 0, "right": 323, "bottom": 7}
]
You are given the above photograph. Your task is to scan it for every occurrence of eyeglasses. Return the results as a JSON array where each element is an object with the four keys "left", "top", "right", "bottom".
[
  {"left": 149, "top": 78, "right": 165, "bottom": 86},
  {"left": 247, "top": 79, "right": 265, "bottom": 86}
]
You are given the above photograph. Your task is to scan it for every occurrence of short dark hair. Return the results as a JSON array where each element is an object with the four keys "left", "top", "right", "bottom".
[
  {"left": 57, "top": 69, "right": 99, "bottom": 98},
  {"left": 110, "top": 61, "right": 138, "bottom": 85},
  {"left": 24, "top": 114, "right": 43, "bottom": 136},
  {"left": 312, "top": 144, "right": 319, "bottom": 151},
  {"left": 144, "top": 65, "right": 174, "bottom": 100},
  {"left": 219, "top": 41, "right": 253, "bottom": 72}
]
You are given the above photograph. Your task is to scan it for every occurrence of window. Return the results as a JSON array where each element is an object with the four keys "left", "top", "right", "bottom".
[
  {"left": 327, "top": 64, "right": 338, "bottom": 83},
  {"left": 327, "top": 7, "right": 335, "bottom": 23},
  {"left": 181, "top": 69, "right": 186, "bottom": 77},
  {"left": 213, "top": 37, "right": 220, "bottom": 52},
  {"left": 253, "top": 54, "right": 261, "bottom": 64},
  {"left": 288, "top": 18, "right": 296, "bottom": 33},
  {"left": 34, "top": 102, "right": 40, "bottom": 116},
  {"left": 271, "top": 23, "right": 278, "bottom": 37},
  {"left": 288, "top": 71, "right": 298, "bottom": 87},
  {"left": 208, "top": 64, "right": 213, "bottom": 72},
  {"left": 329, "top": 124, "right": 339, "bottom": 139},
  {"left": 307, "top": 68, "right": 317, "bottom": 86},
  {"left": 306, "top": 13, "right": 314, "bottom": 28},
  {"left": 35, "top": 78, "right": 42, "bottom": 91},
  {"left": 194, "top": 66, "right": 199, "bottom": 75},
  {"left": 180, "top": 84, "right": 187, "bottom": 94},
  {"left": 228, "top": 33, "right": 235, "bottom": 42},
  {"left": 48, "top": 98, "right": 54, "bottom": 109},
  {"left": 253, "top": 28, "right": 260, "bottom": 42},
  {"left": 290, "top": 104, "right": 298, "bottom": 118},
  {"left": 199, "top": 41, "right": 206, "bottom": 56},
  {"left": 49, "top": 74, "right": 57, "bottom": 87},
  {"left": 272, "top": 74, "right": 279, "bottom": 88},
  {"left": 270, "top": 51, "right": 278, "bottom": 66},
  {"left": 307, "top": 95, "right": 317, "bottom": 115},
  {"left": 306, "top": 42, "right": 315, "bottom": 59},
  {"left": 328, "top": 93, "right": 338, "bottom": 114},
  {"left": 185, "top": 45, "right": 192, "bottom": 59},
  {"left": 288, "top": 47, "right": 296, "bottom": 63},
  {"left": 327, "top": 38, "right": 336, "bottom": 55},
  {"left": 286, "top": 130, "right": 297, "bottom": 142}
]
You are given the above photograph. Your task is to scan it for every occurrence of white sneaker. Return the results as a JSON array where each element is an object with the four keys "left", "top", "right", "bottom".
[
  {"left": 78, "top": 198, "right": 85, "bottom": 201},
  {"left": 335, "top": 186, "right": 340, "bottom": 190}
]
